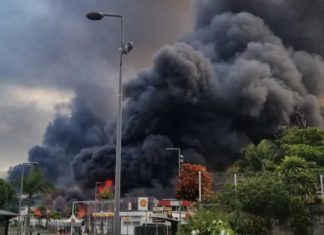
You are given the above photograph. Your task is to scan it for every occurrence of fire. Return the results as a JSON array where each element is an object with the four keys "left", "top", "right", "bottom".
[
  {"left": 98, "top": 180, "right": 113, "bottom": 193},
  {"left": 32, "top": 209, "right": 42, "bottom": 217},
  {"left": 77, "top": 205, "right": 85, "bottom": 218}
]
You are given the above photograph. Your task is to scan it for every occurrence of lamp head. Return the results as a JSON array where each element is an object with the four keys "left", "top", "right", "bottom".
[
  {"left": 86, "top": 12, "right": 104, "bottom": 21},
  {"left": 179, "top": 155, "right": 184, "bottom": 163},
  {"left": 122, "top": 42, "right": 134, "bottom": 55}
]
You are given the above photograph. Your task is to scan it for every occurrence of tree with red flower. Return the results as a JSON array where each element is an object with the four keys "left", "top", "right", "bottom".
[{"left": 175, "top": 163, "right": 213, "bottom": 201}]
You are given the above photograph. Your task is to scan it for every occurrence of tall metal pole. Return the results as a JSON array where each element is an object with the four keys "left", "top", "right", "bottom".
[
  {"left": 178, "top": 151, "right": 181, "bottom": 177},
  {"left": 114, "top": 14, "right": 124, "bottom": 235},
  {"left": 86, "top": 12, "right": 133, "bottom": 235},
  {"left": 70, "top": 201, "right": 75, "bottom": 235},
  {"left": 179, "top": 200, "right": 182, "bottom": 230},
  {"left": 17, "top": 165, "right": 25, "bottom": 235},
  {"left": 17, "top": 162, "right": 38, "bottom": 235},
  {"left": 94, "top": 182, "right": 102, "bottom": 235},
  {"left": 165, "top": 148, "right": 182, "bottom": 177},
  {"left": 199, "top": 171, "right": 202, "bottom": 202}
]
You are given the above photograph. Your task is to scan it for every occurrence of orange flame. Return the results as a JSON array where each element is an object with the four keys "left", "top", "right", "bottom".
[
  {"left": 32, "top": 209, "right": 42, "bottom": 217},
  {"left": 77, "top": 205, "right": 85, "bottom": 218},
  {"left": 98, "top": 180, "right": 113, "bottom": 193}
]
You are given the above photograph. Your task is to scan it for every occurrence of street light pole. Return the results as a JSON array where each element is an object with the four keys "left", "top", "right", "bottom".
[
  {"left": 94, "top": 182, "right": 102, "bottom": 234},
  {"left": 166, "top": 148, "right": 184, "bottom": 229},
  {"left": 165, "top": 148, "right": 183, "bottom": 176},
  {"left": 17, "top": 162, "right": 38, "bottom": 235},
  {"left": 86, "top": 12, "right": 133, "bottom": 235},
  {"left": 71, "top": 200, "right": 93, "bottom": 235}
]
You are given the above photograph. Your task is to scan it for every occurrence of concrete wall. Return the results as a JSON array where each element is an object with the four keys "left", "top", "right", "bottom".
[{"left": 271, "top": 204, "right": 324, "bottom": 235}]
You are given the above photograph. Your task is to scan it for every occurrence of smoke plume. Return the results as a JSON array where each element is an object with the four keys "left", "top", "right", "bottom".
[{"left": 8, "top": 0, "right": 324, "bottom": 200}]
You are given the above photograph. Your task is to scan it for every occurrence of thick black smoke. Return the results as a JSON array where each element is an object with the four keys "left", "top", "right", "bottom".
[
  {"left": 8, "top": 0, "right": 324, "bottom": 199},
  {"left": 72, "top": 0, "right": 324, "bottom": 196}
]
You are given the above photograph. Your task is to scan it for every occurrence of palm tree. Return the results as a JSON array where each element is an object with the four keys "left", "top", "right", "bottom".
[
  {"left": 12, "top": 167, "right": 56, "bottom": 235},
  {"left": 235, "top": 140, "right": 279, "bottom": 172},
  {"left": 50, "top": 210, "right": 62, "bottom": 220},
  {"left": 280, "top": 156, "right": 317, "bottom": 198}
]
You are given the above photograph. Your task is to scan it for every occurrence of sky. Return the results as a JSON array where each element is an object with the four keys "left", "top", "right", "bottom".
[{"left": 0, "top": 0, "right": 192, "bottom": 178}]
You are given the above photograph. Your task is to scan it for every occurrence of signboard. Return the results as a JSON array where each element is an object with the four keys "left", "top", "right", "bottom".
[
  {"left": 170, "top": 201, "right": 179, "bottom": 206},
  {"left": 152, "top": 218, "right": 165, "bottom": 224},
  {"left": 71, "top": 219, "right": 75, "bottom": 223},
  {"left": 163, "top": 207, "right": 172, "bottom": 216},
  {"left": 92, "top": 212, "right": 114, "bottom": 217},
  {"left": 138, "top": 197, "right": 148, "bottom": 211},
  {"left": 153, "top": 207, "right": 163, "bottom": 211}
]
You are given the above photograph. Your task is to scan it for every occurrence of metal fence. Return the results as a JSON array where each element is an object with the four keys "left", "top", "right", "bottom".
[
  {"left": 211, "top": 172, "right": 255, "bottom": 192},
  {"left": 211, "top": 172, "right": 324, "bottom": 197}
]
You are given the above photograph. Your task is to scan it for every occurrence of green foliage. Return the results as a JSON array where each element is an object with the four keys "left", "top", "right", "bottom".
[
  {"left": 186, "top": 126, "right": 324, "bottom": 235},
  {"left": 220, "top": 169, "right": 314, "bottom": 235},
  {"left": 99, "top": 188, "right": 114, "bottom": 200},
  {"left": 279, "top": 127, "right": 324, "bottom": 166},
  {"left": 280, "top": 127, "right": 324, "bottom": 146},
  {"left": 50, "top": 210, "right": 62, "bottom": 220},
  {"left": 221, "top": 172, "right": 292, "bottom": 222},
  {"left": 12, "top": 168, "right": 56, "bottom": 197},
  {"left": 0, "top": 178, "right": 16, "bottom": 209},
  {"left": 38, "top": 204, "right": 46, "bottom": 213},
  {"left": 279, "top": 156, "right": 308, "bottom": 175},
  {"left": 235, "top": 140, "right": 279, "bottom": 173},
  {"left": 65, "top": 206, "right": 72, "bottom": 218},
  {"left": 279, "top": 156, "right": 317, "bottom": 197},
  {"left": 312, "top": 195, "right": 323, "bottom": 204},
  {"left": 288, "top": 197, "right": 312, "bottom": 235},
  {"left": 11, "top": 167, "right": 56, "bottom": 235},
  {"left": 233, "top": 215, "right": 269, "bottom": 235},
  {"left": 177, "top": 206, "right": 236, "bottom": 235}
]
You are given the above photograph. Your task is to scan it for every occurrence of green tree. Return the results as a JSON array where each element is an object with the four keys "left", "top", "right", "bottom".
[
  {"left": 65, "top": 206, "right": 72, "bottom": 218},
  {"left": 12, "top": 167, "right": 56, "bottom": 235},
  {"left": 220, "top": 171, "right": 313, "bottom": 235},
  {"left": 178, "top": 206, "right": 236, "bottom": 235},
  {"left": 0, "top": 178, "right": 16, "bottom": 209},
  {"left": 278, "top": 127, "right": 324, "bottom": 166},
  {"left": 50, "top": 210, "right": 62, "bottom": 220},
  {"left": 279, "top": 156, "right": 317, "bottom": 198},
  {"left": 98, "top": 188, "right": 114, "bottom": 200},
  {"left": 235, "top": 140, "right": 279, "bottom": 173}
]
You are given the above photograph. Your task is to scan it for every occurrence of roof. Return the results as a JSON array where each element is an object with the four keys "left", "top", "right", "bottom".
[{"left": 0, "top": 210, "right": 18, "bottom": 217}]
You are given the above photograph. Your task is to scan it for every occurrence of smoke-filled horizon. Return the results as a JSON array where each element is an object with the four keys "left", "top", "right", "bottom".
[{"left": 7, "top": 0, "right": 324, "bottom": 205}]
